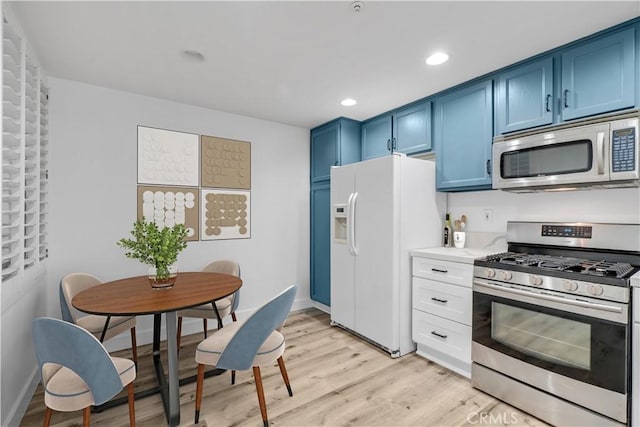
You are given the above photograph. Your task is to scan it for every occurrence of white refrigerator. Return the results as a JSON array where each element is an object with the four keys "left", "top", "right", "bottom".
[{"left": 330, "top": 154, "right": 445, "bottom": 357}]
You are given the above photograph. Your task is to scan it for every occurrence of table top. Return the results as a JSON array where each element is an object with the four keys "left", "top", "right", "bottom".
[{"left": 72, "top": 271, "right": 242, "bottom": 316}]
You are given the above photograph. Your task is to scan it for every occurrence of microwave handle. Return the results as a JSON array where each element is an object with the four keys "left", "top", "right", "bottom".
[{"left": 596, "top": 132, "right": 605, "bottom": 175}]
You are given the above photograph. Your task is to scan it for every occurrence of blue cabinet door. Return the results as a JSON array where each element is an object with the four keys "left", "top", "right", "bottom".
[
  {"left": 311, "top": 123, "right": 338, "bottom": 182},
  {"left": 393, "top": 101, "right": 432, "bottom": 154},
  {"left": 311, "top": 118, "right": 361, "bottom": 182},
  {"left": 561, "top": 27, "right": 635, "bottom": 121},
  {"left": 310, "top": 181, "right": 331, "bottom": 306},
  {"left": 361, "top": 114, "right": 392, "bottom": 160},
  {"left": 434, "top": 80, "right": 494, "bottom": 191},
  {"left": 496, "top": 57, "right": 554, "bottom": 134}
]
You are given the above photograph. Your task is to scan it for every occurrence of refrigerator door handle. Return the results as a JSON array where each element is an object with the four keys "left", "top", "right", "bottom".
[
  {"left": 350, "top": 192, "right": 359, "bottom": 255},
  {"left": 346, "top": 193, "right": 355, "bottom": 256}
]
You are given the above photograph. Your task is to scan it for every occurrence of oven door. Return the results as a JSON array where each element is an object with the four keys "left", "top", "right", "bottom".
[
  {"left": 492, "top": 122, "right": 611, "bottom": 191},
  {"left": 473, "top": 278, "right": 629, "bottom": 422}
]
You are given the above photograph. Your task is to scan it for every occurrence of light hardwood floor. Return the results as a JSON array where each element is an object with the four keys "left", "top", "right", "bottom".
[{"left": 21, "top": 308, "right": 549, "bottom": 427}]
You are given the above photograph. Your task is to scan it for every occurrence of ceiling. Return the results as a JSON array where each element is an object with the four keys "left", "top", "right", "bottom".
[{"left": 8, "top": 1, "right": 640, "bottom": 129}]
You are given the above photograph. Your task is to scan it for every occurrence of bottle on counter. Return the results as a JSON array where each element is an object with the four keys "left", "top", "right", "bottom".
[{"left": 443, "top": 213, "right": 452, "bottom": 247}]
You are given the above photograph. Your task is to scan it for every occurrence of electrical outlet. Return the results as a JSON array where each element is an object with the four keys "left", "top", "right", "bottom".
[{"left": 482, "top": 209, "right": 493, "bottom": 223}]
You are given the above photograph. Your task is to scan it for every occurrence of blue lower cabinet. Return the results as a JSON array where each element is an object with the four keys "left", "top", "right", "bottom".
[
  {"left": 434, "top": 80, "right": 494, "bottom": 191},
  {"left": 310, "top": 181, "right": 331, "bottom": 306}
]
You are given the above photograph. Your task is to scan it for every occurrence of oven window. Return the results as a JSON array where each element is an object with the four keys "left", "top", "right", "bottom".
[
  {"left": 492, "top": 302, "right": 590, "bottom": 370},
  {"left": 501, "top": 140, "right": 592, "bottom": 178}
]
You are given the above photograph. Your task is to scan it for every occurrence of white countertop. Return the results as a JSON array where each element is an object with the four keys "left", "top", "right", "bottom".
[{"left": 411, "top": 232, "right": 507, "bottom": 264}]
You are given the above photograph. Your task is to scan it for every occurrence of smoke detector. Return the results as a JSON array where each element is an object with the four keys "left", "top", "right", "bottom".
[{"left": 351, "top": 1, "right": 364, "bottom": 13}]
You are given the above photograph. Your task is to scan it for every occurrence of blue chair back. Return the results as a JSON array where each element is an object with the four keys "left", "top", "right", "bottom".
[
  {"left": 32, "top": 317, "right": 123, "bottom": 405},
  {"left": 216, "top": 285, "right": 296, "bottom": 371}
]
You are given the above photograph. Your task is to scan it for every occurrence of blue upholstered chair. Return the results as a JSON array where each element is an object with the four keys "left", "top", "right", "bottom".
[
  {"left": 176, "top": 260, "right": 241, "bottom": 348},
  {"left": 32, "top": 317, "right": 136, "bottom": 426},
  {"left": 194, "top": 285, "right": 297, "bottom": 427},
  {"left": 60, "top": 272, "right": 138, "bottom": 363}
]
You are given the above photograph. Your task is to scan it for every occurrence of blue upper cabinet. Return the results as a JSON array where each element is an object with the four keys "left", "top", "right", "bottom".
[
  {"left": 393, "top": 101, "right": 432, "bottom": 154},
  {"left": 496, "top": 57, "right": 554, "bottom": 134},
  {"left": 361, "top": 100, "right": 432, "bottom": 160},
  {"left": 311, "top": 118, "right": 361, "bottom": 182},
  {"left": 361, "top": 114, "right": 392, "bottom": 160},
  {"left": 434, "top": 80, "right": 494, "bottom": 191},
  {"left": 561, "top": 27, "right": 635, "bottom": 121}
]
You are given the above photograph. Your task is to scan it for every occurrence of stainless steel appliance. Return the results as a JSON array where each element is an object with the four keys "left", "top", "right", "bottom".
[
  {"left": 492, "top": 109, "right": 639, "bottom": 192},
  {"left": 472, "top": 221, "right": 640, "bottom": 427}
]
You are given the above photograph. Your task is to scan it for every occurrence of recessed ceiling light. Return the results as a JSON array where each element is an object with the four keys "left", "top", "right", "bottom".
[
  {"left": 180, "top": 50, "right": 205, "bottom": 62},
  {"left": 341, "top": 98, "right": 357, "bottom": 107},
  {"left": 425, "top": 52, "right": 449, "bottom": 66}
]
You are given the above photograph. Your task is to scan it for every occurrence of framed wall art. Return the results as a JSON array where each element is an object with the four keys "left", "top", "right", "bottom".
[{"left": 200, "top": 189, "right": 250, "bottom": 240}]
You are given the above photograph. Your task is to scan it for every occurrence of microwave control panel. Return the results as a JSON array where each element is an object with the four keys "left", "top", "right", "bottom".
[{"left": 611, "top": 127, "right": 636, "bottom": 172}]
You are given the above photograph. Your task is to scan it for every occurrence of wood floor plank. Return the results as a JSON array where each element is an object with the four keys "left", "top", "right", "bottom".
[{"left": 20, "top": 308, "right": 549, "bottom": 427}]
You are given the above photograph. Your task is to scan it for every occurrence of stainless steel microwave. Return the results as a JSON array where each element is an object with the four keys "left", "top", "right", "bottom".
[{"left": 492, "top": 110, "right": 639, "bottom": 192}]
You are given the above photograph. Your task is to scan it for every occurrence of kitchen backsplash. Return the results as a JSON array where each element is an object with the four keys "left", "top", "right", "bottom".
[{"left": 447, "top": 187, "right": 640, "bottom": 233}]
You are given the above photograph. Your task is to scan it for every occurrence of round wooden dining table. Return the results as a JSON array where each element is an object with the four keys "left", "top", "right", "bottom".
[{"left": 72, "top": 271, "right": 242, "bottom": 427}]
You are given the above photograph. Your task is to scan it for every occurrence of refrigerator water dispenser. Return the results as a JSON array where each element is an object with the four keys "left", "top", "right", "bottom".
[{"left": 333, "top": 204, "right": 347, "bottom": 243}]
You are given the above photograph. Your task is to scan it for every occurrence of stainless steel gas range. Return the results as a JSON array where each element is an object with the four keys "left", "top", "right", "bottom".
[{"left": 472, "top": 222, "right": 640, "bottom": 427}]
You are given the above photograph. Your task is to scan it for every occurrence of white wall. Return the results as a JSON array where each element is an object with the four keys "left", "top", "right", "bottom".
[
  {"left": 2, "top": 75, "right": 311, "bottom": 426},
  {"left": 46, "top": 78, "right": 312, "bottom": 347},
  {"left": 447, "top": 187, "right": 640, "bottom": 233}
]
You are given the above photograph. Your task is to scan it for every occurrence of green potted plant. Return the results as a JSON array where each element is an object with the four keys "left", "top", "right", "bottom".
[{"left": 118, "top": 219, "right": 188, "bottom": 289}]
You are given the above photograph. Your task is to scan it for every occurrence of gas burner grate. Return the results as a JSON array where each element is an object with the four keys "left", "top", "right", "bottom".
[
  {"left": 482, "top": 252, "right": 636, "bottom": 279},
  {"left": 578, "top": 261, "right": 634, "bottom": 278}
]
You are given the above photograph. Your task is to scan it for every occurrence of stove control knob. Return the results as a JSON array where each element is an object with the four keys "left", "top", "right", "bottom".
[
  {"left": 529, "top": 275, "right": 543, "bottom": 286},
  {"left": 484, "top": 268, "right": 496, "bottom": 279},
  {"left": 562, "top": 280, "right": 579, "bottom": 292},
  {"left": 500, "top": 271, "right": 513, "bottom": 281},
  {"left": 588, "top": 284, "right": 604, "bottom": 296}
]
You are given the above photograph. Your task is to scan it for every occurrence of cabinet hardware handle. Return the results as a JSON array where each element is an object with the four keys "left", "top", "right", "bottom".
[
  {"left": 431, "top": 331, "right": 448, "bottom": 339},
  {"left": 431, "top": 268, "right": 448, "bottom": 273},
  {"left": 563, "top": 90, "right": 569, "bottom": 108},
  {"left": 486, "top": 159, "right": 491, "bottom": 175},
  {"left": 431, "top": 297, "right": 448, "bottom": 304},
  {"left": 545, "top": 94, "right": 551, "bottom": 112},
  {"left": 386, "top": 139, "right": 391, "bottom": 151}
]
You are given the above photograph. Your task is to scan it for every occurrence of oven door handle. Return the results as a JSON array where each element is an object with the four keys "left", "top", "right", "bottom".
[{"left": 474, "top": 279, "right": 625, "bottom": 316}]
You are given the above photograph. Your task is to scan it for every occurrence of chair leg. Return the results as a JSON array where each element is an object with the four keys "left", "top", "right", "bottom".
[
  {"left": 277, "top": 356, "right": 293, "bottom": 397},
  {"left": 177, "top": 317, "right": 183, "bottom": 350},
  {"left": 195, "top": 363, "right": 205, "bottom": 424},
  {"left": 231, "top": 370, "right": 236, "bottom": 385},
  {"left": 43, "top": 407, "right": 53, "bottom": 427},
  {"left": 130, "top": 327, "right": 138, "bottom": 364},
  {"left": 82, "top": 407, "right": 91, "bottom": 427},
  {"left": 127, "top": 381, "right": 136, "bottom": 427},
  {"left": 231, "top": 312, "right": 237, "bottom": 322},
  {"left": 252, "top": 366, "right": 269, "bottom": 427},
  {"left": 203, "top": 319, "right": 208, "bottom": 338}
]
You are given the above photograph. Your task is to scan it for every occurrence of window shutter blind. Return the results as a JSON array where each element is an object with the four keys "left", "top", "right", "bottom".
[
  {"left": 39, "top": 83, "right": 48, "bottom": 260},
  {"left": 23, "top": 55, "right": 38, "bottom": 269},
  {"left": 2, "top": 20, "right": 23, "bottom": 280},
  {"left": 2, "top": 16, "right": 49, "bottom": 280}
]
